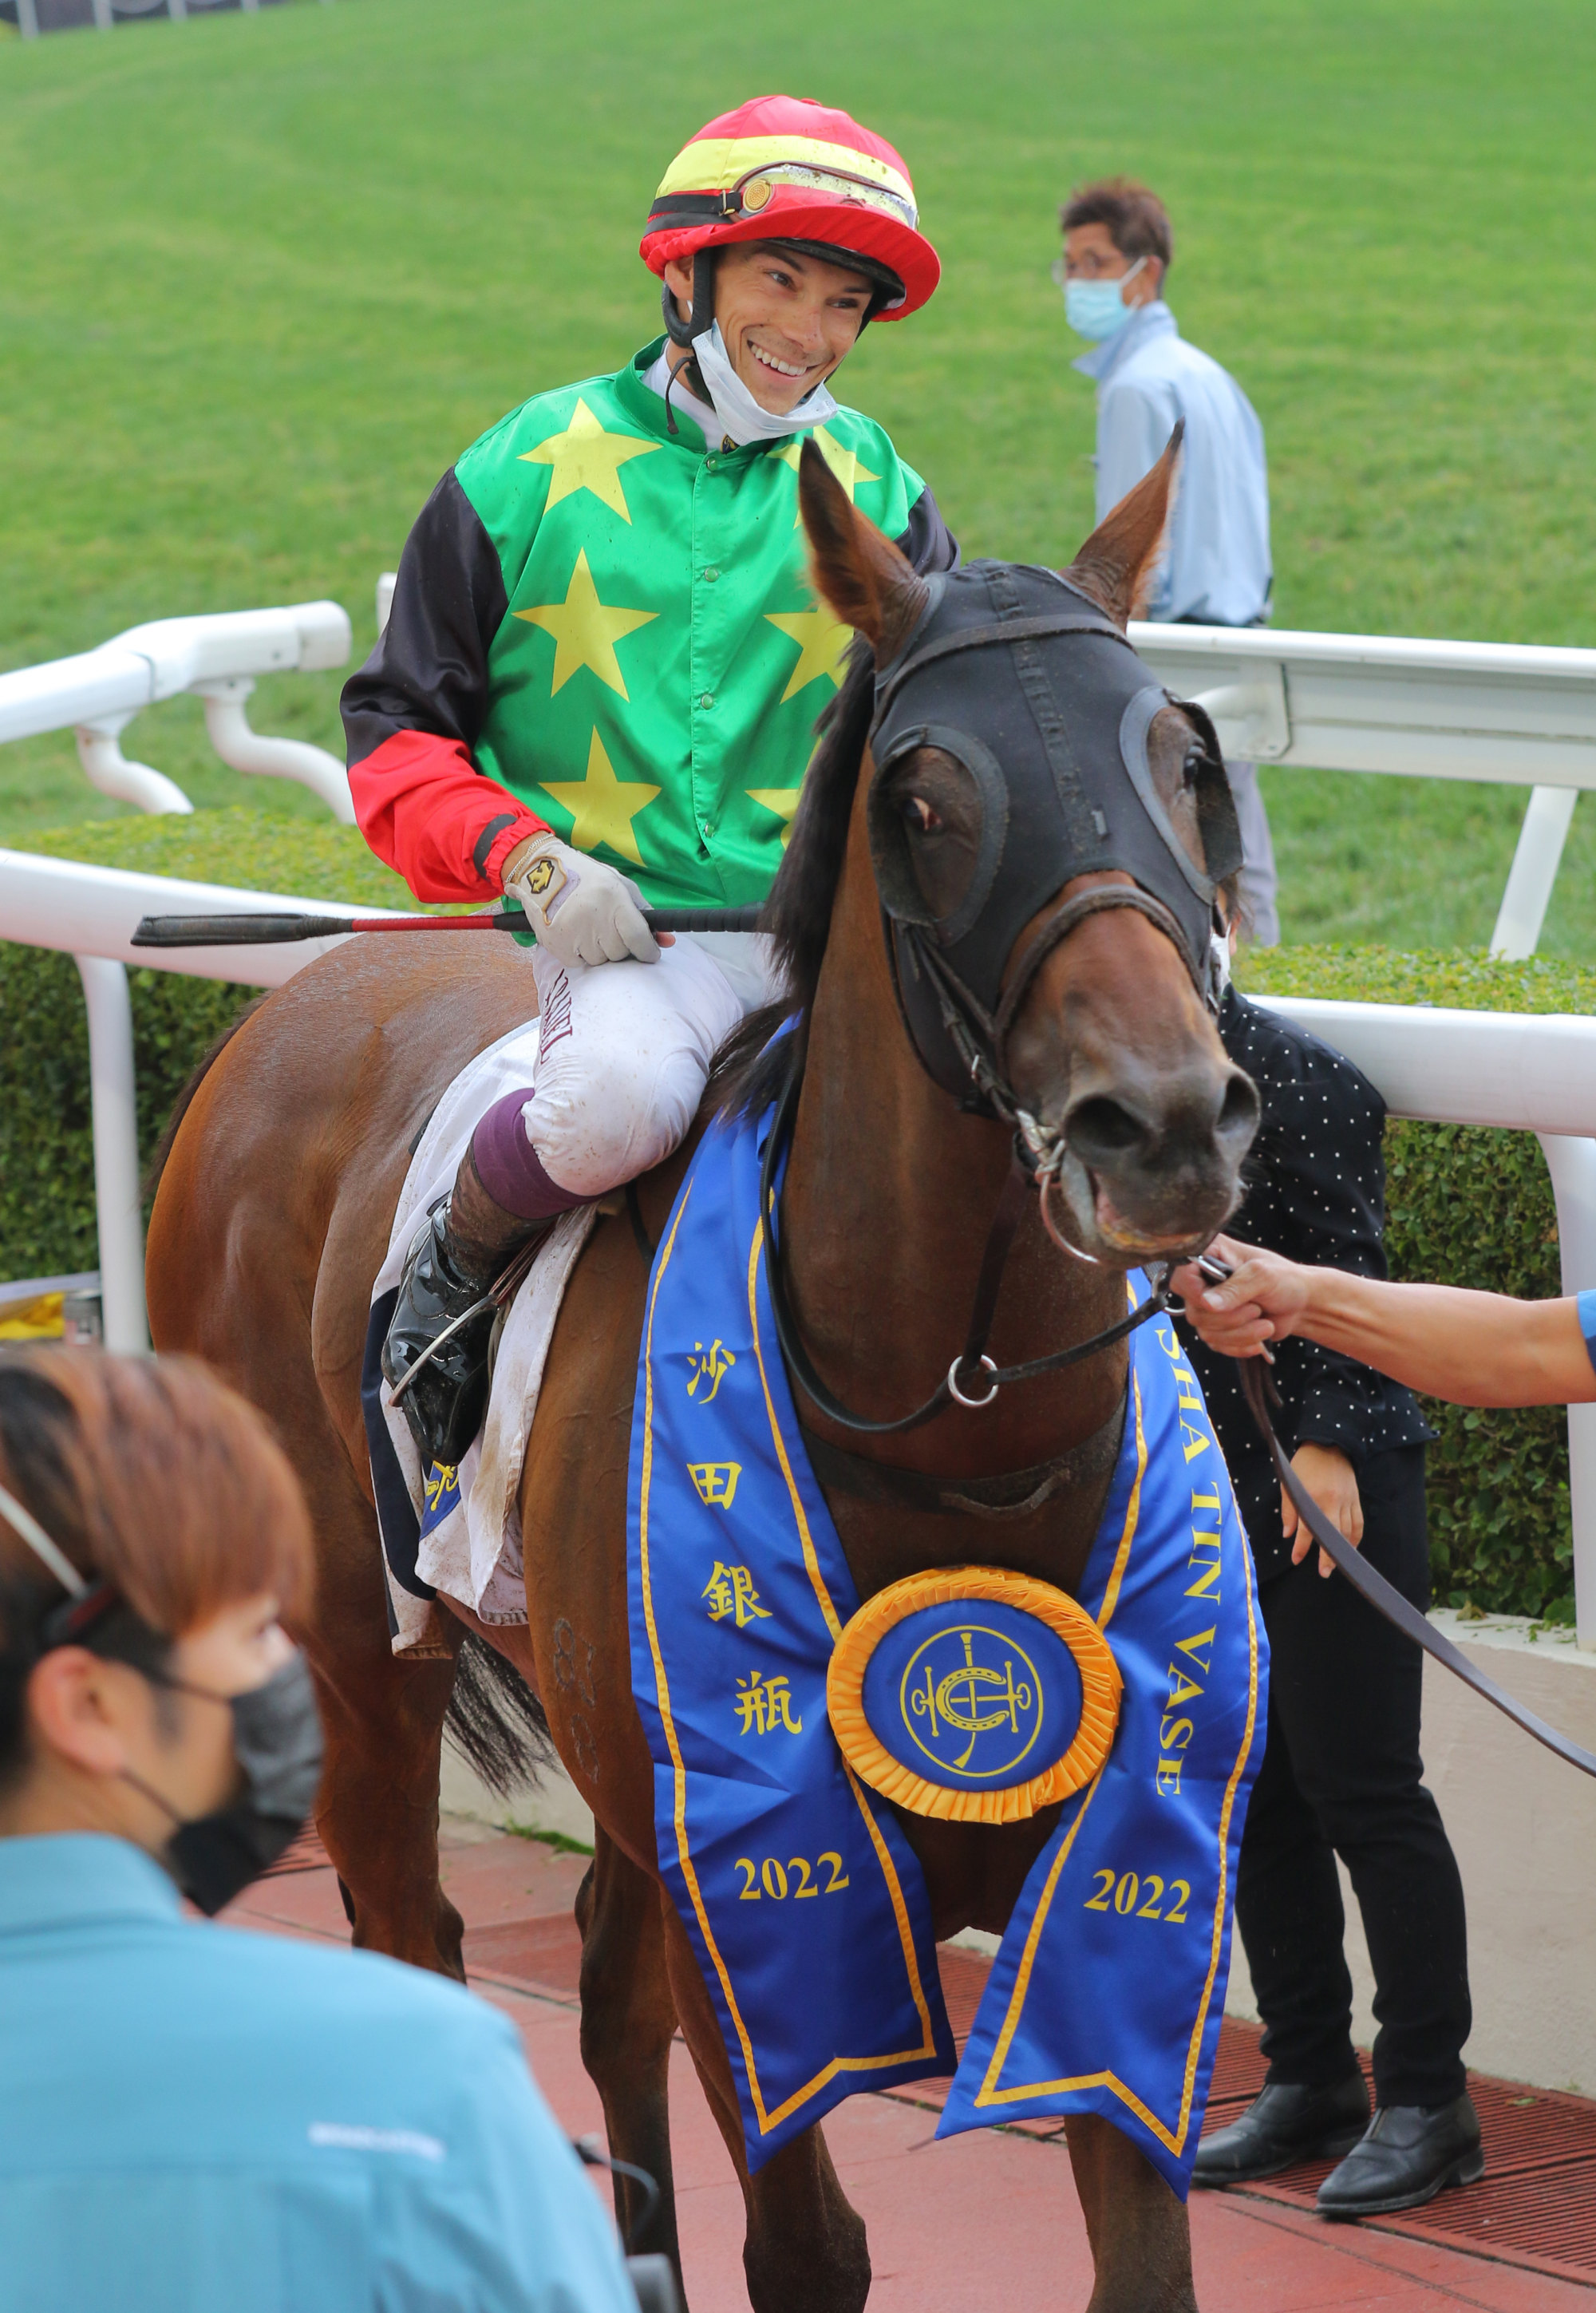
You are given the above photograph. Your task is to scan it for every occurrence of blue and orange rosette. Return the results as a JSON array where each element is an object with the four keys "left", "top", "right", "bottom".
[{"left": 827, "top": 1566, "right": 1123, "bottom": 1826}]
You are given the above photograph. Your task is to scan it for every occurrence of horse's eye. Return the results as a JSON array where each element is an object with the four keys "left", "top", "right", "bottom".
[
  {"left": 901, "top": 795, "right": 942, "bottom": 835},
  {"left": 1183, "top": 747, "right": 1209, "bottom": 790}
]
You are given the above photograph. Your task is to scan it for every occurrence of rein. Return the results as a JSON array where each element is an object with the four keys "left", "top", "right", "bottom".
[
  {"left": 1238, "top": 1357, "right": 1596, "bottom": 1781},
  {"left": 758, "top": 1041, "right": 1172, "bottom": 1439}
]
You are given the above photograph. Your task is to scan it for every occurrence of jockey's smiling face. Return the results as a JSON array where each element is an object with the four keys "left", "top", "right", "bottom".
[{"left": 664, "top": 243, "right": 875, "bottom": 413}]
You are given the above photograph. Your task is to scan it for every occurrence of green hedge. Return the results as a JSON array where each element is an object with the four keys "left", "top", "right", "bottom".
[
  {"left": 3, "top": 822, "right": 1588, "bottom": 1623},
  {"left": 8, "top": 807, "right": 422, "bottom": 907},
  {"left": 0, "top": 812, "right": 425, "bottom": 1276},
  {"left": 1238, "top": 945, "right": 1596, "bottom": 1624}
]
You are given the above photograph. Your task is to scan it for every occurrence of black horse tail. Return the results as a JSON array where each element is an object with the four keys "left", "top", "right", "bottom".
[{"left": 446, "top": 1631, "right": 558, "bottom": 1800}]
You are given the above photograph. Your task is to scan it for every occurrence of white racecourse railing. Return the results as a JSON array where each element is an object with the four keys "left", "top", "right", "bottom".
[
  {"left": 1129, "top": 623, "right": 1596, "bottom": 959},
  {"left": 0, "top": 851, "right": 408, "bottom": 1358},
  {"left": 1253, "top": 998, "right": 1596, "bottom": 1651},
  {"left": 2, "top": 842, "right": 1594, "bottom": 1644},
  {"left": 0, "top": 603, "right": 355, "bottom": 821}
]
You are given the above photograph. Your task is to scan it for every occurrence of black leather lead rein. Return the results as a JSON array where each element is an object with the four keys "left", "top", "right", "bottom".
[
  {"left": 759, "top": 1041, "right": 1171, "bottom": 1439},
  {"left": 1238, "top": 1356, "right": 1596, "bottom": 1780}
]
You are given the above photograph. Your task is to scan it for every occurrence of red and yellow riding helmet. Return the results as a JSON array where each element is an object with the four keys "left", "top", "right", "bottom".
[{"left": 641, "top": 94, "right": 941, "bottom": 344}]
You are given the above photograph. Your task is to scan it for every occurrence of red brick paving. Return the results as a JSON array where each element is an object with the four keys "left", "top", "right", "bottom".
[{"left": 230, "top": 1824, "right": 1596, "bottom": 2307}]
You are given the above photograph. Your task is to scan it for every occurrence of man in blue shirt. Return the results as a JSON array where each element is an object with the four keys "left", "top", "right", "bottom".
[{"left": 1059, "top": 177, "right": 1280, "bottom": 943}]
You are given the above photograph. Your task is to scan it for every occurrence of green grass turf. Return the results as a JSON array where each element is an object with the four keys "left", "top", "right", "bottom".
[{"left": 3, "top": 0, "right": 1596, "bottom": 950}]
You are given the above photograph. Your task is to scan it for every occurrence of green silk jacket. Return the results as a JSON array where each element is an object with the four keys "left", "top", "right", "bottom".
[{"left": 342, "top": 340, "right": 957, "bottom": 909}]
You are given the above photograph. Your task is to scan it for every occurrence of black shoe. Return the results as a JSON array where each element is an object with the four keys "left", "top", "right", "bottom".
[
  {"left": 381, "top": 1200, "right": 504, "bottom": 1472},
  {"left": 1192, "top": 2074, "right": 1370, "bottom": 2187},
  {"left": 1316, "top": 2094, "right": 1483, "bottom": 2218}
]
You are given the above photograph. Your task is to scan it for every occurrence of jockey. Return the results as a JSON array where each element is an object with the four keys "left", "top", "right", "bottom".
[{"left": 342, "top": 95, "right": 954, "bottom": 1473}]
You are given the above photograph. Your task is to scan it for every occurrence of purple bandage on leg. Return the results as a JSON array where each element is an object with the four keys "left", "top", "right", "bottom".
[{"left": 470, "top": 1089, "right": 588, "bottom": 1222}]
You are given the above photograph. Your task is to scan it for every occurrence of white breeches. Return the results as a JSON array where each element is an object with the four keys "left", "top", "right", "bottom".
[{"left": 523, "top": 931, "right": 784, "bottom": 1199}]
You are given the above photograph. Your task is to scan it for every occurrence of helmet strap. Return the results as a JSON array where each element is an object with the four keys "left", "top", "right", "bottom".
[{"left": 661, "top": 247, "right": 717, "bottom": 350}]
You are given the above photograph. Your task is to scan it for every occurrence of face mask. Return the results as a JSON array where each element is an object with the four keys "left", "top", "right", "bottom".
[
  {"left": 1210, "top": 926, "right": 1233, "bottom": 1001},
  {"left": 151, "top": 1652, "right": 326, "bottom": 1916},
  {"left": 689, "top": 322, "right": 840, "bottom": 447},
  {"left": 0, "top": 1478, "right": 325, "bottom": 1916},
  {"left": 1062, "top": 255, "right": 1146, "bottom": 341}
]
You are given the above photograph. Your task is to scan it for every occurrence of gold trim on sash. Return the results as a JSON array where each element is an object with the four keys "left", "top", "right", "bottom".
[
  {"left": 969, "top": 1368, "right": 1265, "bottom": 2158},
  {"left": 827, "top": 1568, "right": 1123, "bottom": 1825},
  {"left": 634, "top": 1192, "right": 944, "bottom": 2146}
]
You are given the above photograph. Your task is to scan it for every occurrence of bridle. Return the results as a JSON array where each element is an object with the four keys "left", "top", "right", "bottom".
[
  {"left": 757, "top": 576, "right": 1232, "bottom": 1445},
  {"left": 889, "top": 878, "right": 1204, "bottom": 1261},
  {"left": 759, "top": 1037, "right": 1176, "bottom": 1439}
]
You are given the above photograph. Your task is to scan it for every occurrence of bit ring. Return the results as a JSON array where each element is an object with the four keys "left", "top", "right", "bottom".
[
  {"left": 947, "top": 1354, "right": 1000, "bottom": 1410},
  {"left": 1039, "top": 1168, "right": 1102, "bottom": 1264}
]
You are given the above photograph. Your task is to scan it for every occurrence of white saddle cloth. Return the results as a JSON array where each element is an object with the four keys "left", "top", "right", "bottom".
[{"left": 370, "top": 1017, "right": 596, "bottom": 1656}]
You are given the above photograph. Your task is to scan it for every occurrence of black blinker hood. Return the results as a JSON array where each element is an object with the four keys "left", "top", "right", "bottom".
[{"left": 866, "top": 558, "right": 1243, "bottom": 1110}]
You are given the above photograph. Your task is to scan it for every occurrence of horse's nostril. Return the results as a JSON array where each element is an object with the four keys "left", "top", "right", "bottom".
[{"left": 1067, "top": 1097, "right": 1148, "bottom": 1164}]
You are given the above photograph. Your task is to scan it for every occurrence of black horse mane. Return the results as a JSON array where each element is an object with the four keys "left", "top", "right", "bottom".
[{"left": 708, "top": 635, "right": 878, "bottom": 1119}]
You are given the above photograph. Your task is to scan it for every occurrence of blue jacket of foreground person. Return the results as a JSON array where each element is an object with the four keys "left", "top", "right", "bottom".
[
  {"left": 1075, "top": 300, "right": 1271, "bottom": 627},
  {"left": 0, "top": 1834, "right": 636, "bottom": 2313}
]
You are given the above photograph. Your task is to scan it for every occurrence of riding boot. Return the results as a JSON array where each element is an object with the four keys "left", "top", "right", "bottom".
[{"left": 381, "top": 1144, "right": 552, "bottom": 1473}]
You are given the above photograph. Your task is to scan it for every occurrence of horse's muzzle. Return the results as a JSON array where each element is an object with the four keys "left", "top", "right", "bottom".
[{"left": 1054, "top": 1061, "right": 1261, "bottom": 1263}]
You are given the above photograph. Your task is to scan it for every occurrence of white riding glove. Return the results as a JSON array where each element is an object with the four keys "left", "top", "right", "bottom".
[{"left": 502, "top": 832, "right": 660, "bottom": 968}]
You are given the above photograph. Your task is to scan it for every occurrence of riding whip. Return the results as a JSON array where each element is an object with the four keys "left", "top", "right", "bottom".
[{"left": 130, "top": 901, "right": 762, "bottom": 948}]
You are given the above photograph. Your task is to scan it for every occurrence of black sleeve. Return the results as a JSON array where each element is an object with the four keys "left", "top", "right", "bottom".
[
  {"left": 340, "top": 470, "right": 510, "bottom": 769},
  {"left": 895, "top": 481, "right": 961, "bottom": 575},
  {"left": 1183, "top": 990, "right": 1435, "bottom": 1572}
]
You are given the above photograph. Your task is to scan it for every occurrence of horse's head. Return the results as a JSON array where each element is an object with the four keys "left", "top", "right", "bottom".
[{"left": 797, "top": 433, "right": 1258, "bottom": 1264}]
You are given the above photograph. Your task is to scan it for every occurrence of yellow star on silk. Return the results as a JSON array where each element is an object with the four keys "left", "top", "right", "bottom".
[
  {"left": 776, "top": 426, "right": 880, "bottom": 524},
  {"left": 518, "top": 397, "right": 659, "bottom": 524},
  {"left": 765, "top": 607, "right": 852, "bottom": 702},
  {"left": 747, "top": 785, "right": 804, "bottom": 846},
  {"left": 515, "top": 550, "right": 656, "bottom": 699},
  {"left": 540, "top": 731, "right": 660, "bottom": 866}
]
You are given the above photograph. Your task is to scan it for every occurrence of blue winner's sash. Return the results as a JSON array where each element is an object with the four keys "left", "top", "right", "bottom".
[{"left": 627, "top": 1101, "right": 1266, "bottom": 2193}]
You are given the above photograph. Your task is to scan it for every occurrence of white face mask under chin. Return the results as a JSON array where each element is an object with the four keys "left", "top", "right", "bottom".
[
  {"left": 689, "top": 323, "right": 840, "bottom": 446},
  {"left": 1210, "top": 927, "right": 1233, "bottom": 1001}
]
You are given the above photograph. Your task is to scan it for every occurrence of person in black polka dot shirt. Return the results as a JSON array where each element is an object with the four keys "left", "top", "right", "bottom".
[{"left": 1187, "top": 936, "right": 1480, "bottom": 2219}]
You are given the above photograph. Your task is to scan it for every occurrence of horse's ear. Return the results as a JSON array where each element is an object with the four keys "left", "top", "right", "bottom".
[
  {"left": 1062, "top": 420, "right": 1184, "bottom": 631},
  {"left": 800, "top": 437, "right": 929, "bottom": 661}
]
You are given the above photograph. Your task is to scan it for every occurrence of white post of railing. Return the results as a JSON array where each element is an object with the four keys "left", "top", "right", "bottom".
[
  {"left": 75, "top": 715, "right": 193, "bottom": 816},
  {"left": 91, "top": 0, "right": 112, "bottom": 24},
  {"left": 1537, "top": 1133, "right": 1596, "bottom": 1648},
  {"left": 1491, "top": 788, "right": 1579, "bottom": 959},
  {"left": 73, "top": 958, "right": 150, "bottom": 1355},
  {"left": 196, "top": 678, "right": 354, "bottom": 823},
  {"left": 17, "top": 0, "right": 39, "bottom": 35}
]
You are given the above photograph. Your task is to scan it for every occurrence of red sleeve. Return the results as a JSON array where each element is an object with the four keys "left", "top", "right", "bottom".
[
  {"left": 350, "top": 729, "right": 548, "bottom": 903},
  {"left": 342, "top": 469, "right": 549, "bottom": 901}
]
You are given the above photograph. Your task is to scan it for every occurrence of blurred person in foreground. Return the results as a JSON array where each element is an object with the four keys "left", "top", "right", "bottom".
[
  {"left": 1058, "top": 176, "right": 1279, "bottom": 942},
  {"left": 0, "top": 1347, "right": 634, "bottom": 2313},
  {"left": 1183, "top": 912, "right": 1478, "bottom": 2220}
]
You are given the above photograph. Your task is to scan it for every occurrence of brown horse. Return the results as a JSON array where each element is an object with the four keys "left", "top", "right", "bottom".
[{"left": 147, "top": 439, "right": 1258, "bottom": 2313}]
